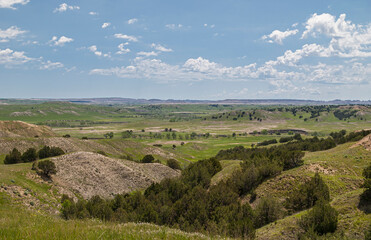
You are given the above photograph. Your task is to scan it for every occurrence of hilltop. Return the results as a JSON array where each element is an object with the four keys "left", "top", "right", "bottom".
[{"left": 0, "top": 121, "right": 55, "bottom": 138}]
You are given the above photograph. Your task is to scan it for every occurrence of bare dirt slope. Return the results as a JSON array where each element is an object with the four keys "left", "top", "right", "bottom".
[
  {"left": 351, "top": 133, "right": 371, "bottom": 151},
  {"left": 52, "top": 152, "right": 180, "bottom": 199},
  {"left": 0, "top": 121, "right": 55, "bottom": 138}
]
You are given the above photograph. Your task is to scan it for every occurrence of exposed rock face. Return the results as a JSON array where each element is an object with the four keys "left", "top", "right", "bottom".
[{"left": 52, "top": 152, "right": 180, "bottom": 199}]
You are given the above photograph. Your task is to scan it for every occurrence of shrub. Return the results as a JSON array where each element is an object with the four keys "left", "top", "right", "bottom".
[
  {"left": 254, "top": 197, "right": 282, "bottom": 228},
  {"left": 38, "top": 146, "right": 65, "bottom": 159},
  {"left": 285, "top": 173, "right": 330, "bottom": 213},
  {"left": 21, "top": 148, "right": 37, "bottom": 162},
  {"left": 300, "top": 199, "right": 338, "bottom": 235},
  {"left": 37, "top": 160, "right": 57, "bottom": 177},
  {"left": 167, "top": 159, "right": 182, "bottom": 170},
  {"left": 4, "top": 148, "right": 22, "bottom": 164},
  {"left": 359, "top": 163, "right": 371, "bottom": 213},
  {"left": 141, "top": 154, "right": 155, "bottom": 163}
]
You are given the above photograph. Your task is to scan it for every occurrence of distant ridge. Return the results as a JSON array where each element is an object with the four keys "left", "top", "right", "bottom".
[{"left": 2, "top": 98, "right": 371, "bottom": 105}]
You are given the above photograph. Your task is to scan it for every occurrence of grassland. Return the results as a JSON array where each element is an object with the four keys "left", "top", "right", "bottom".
[{"left": 0, "top": 101, "right": 370, "bottom": 239}]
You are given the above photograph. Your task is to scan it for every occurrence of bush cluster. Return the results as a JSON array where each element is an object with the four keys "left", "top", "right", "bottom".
[
  {"left": 61, "top": 158, "right": 255, "bottom": 238},
  {"left": 4, "top": 146, "right": 65, "bottom": 164}
]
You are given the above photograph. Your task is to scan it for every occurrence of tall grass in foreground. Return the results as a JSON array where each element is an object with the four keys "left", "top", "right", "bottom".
[{"left": 0, "top": 193, "right": 222, "bottom": 240}]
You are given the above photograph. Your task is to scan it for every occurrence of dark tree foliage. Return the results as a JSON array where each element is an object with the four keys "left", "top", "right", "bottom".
[
  {"left": 300, "top": 199, "right": 338, "bottom": 235},
  {"left": 359, "top": 163, "right": 371, "bottom": 213},
  {"left": 141, "top": 154, "right": 155, "bottom": 163},
  {"left": 37, "top": 160, "right": 57, "bottom": 177},
  {"left": 60, "top": 158, "right": 255, "bottom": 238},
  {"left": 257, "top": 139, "right": 277, "bottom": 146},
  {"left": 285, "top": 173, "right": 330, "bottom": 213},
  {"left": 4, "top": 148, "right": 22, "bottom": 164},
  {"left": 38, "top": 146, "right": 65, "bottom": 159},
  {"left": 254, "top": 197, "right": 282, "bottom": 228},
  {"left": 21, "top": 148, "right": 37, "bottom": 163},
  {"left": 167, "top": 159, "right": 182, "bottom": 170},
  {"left": 279, "top": 136, "right": 294, "bottom": 143}
]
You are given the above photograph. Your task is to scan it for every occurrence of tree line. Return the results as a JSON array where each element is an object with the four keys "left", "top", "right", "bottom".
[{"left": 4, "top": 146, "right": 65, "bottom": 164}]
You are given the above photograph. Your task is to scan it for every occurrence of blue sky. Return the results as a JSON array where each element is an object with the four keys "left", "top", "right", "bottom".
[{"left": 0, "top": 0, "right": 370, "bottom": 100}]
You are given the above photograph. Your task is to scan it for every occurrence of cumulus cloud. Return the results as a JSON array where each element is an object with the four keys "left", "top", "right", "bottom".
[
  {"left": 0, "top": 26, "right": 26, "bottom": 42},
  {"left": 88, "top": 45, "right": 110, "bottom": 57},
  {"left": 127, "top": 18, "right": 138, "bottom": 24},
  {"left": 262, "top": 29, "right": 299, "bottom": 44},
  {"left": 301, "top": 13, "right": 371, "bottom": 57},
  {"left": 114, "top": 34, "right": 138, "bottom": 42},
  {"left": 89, "top": 11, "right": 98, "bottom": 15},
  {"left": 50, "top": 36, "right": 74, "bottom": 46},
  {"left": 0, "top": 0, "right": 29, "bottom": 9},
  {"left": 101, "top": 22, "right": 111, "bottom": 29},
  {"left": 0, "top": 48, "right": 32, "bottom": 65},
  {"left": 54, "top": 3, "right": 80, "bottom": 13},
  {"left": 116, "top": 43, "right": 130, "bottom": 54},
  {"left": 151, "top": 43, "right": 173, "bottom": 52}
]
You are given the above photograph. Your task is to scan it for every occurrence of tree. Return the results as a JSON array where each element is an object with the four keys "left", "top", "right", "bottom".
[
  {"left": 21, "top": 148, "right": 37, "bottom": 162},
  {"left": 254, "top": 197, "right": 282, "bottom": 228},
  {"left": 167, "top": 159, "right": 181, "bottom": 170},
  {"left": 104, "top": 132, "right": 114, "bottom": 139},
  {"left": 300, "top": 199, "right": 338, "bottom": 235},
  {"left": 141, "top": 155, "right": 155, "bottom": 163},
  {"left": 38, "top": 146, "right": 51, "bottom": 159},
  {"left": 285, "top": 173, "right": 330, "bottom": 212},
  {"left": 4, "top": 148, "right": 22, "bottom": 164},
  {"left": 38, "top": 160, "right": 57, "bottom": 177}
]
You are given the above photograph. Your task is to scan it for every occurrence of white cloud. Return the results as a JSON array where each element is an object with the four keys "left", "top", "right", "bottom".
[
  {"left": 54, "top": 3, "right": 80, "bottom": 13},
  {"left": 127, "top": 18, "right": 138, "bottom": 24},
  {"left": 102, "top": 22, "right": 111, "bottom": 29},
  {"left": 262, "top": 29, "right": 299, "bottom": 44},
  {"left": 266, "top": 43, "right": 328, "bottom": 66},
  {"left": 0, "top": 0, "right": 29, "bottom": 9},
  {"left": 301, "top": 13, "right": 371, "bottom": 57},
  {"left": 89, "top": 11, "right": 98, "bottom": 15},
  {"left": 0, "top": 48, "right": 66, "bottom": 70},
  {"left": 114, "top": 34, "right": 138, "bottom": 42},
  {"left": 151, "top": 43, "right": 173, "bottom": 52},
  {"left": 50, "top": 36, "right": 74, "bottom": 46},
  {"left": 0, "top": 48, "right": 32, "bottom": 65},
  {"left": 137, "top": 51, "right": 158, "bottom": 57},
  {"left": 40, "top": 60, "right": 64, "bottom": 70},
  {"left": 0, "top": 26, "right": 26, "bottom": 42},
  {"left": 88, "top": 45, "right": 110, "bottom": 57},
  {"left": 165, "top": 24, "right": 183, "bottom": 30},
  {"left": 116, "top": 43, "right": 130, "bottom": 54}
]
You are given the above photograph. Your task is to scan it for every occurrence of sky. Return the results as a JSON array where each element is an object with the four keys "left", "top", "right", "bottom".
[{"left": 0, "top": 0, "right": 370, "bottom": 100}]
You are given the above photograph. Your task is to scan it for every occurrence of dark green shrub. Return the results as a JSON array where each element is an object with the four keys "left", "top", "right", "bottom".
[
  {"left": 21, "top": 148, "right": 37, "bottom": 162},
  {"left": 141, "top": 154, "right": 155, "bottom": 163},
  {"left": 285, "top": 173, "right": 330, "bottom": 213},
  {"left": 4, "top": 148, "right": 22, "bottom": 164},
  {"left": 37, "top": 160, "right": 57, "bottom": 177},
  {"left": 254, "top": 197, "right": 282, "bottom": 228},
  {"left": 300, "top": 199, "right": 338, "bottom": 235},
  {"left": 167, "top": 159, "right": 182, "bottom": 170}
]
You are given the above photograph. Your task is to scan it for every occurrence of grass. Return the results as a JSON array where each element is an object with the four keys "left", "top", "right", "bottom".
[{"left": 0, "top": 193, "right": 222, "bottom": 240}]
